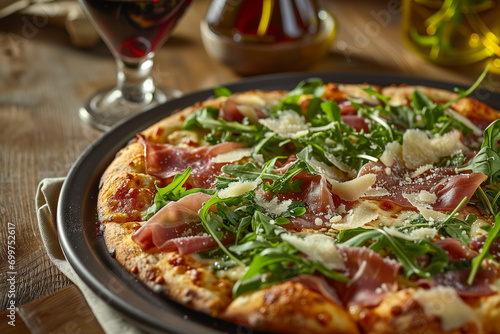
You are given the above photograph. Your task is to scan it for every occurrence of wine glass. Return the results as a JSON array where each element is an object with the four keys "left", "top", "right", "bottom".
[{"left": 78, "top": 0, "right": 192, "bottom": 131}]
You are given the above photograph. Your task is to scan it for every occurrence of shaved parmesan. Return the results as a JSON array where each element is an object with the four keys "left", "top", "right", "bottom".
[
  {"left": 404, "top": 190, "right": 437, "bottom": 205},
  {"left": 363, "top": 186, "right": 390, "bottom": 197},
  {"left": 380, "top": 141, "right": 402, "bottom": 167},
  {"left": 218, "top": 181, "right": 258, "bottom": 199},
  {"left": 402, "top": 191, "right": 446, "bottom": 222},
  {"left": 402, "top": 129, "right": 466, "bottom": 169},
  {"left": 307, "top": 156, "right": 345, "bottom": 182},
  {"left": 330, "top": 174, "right": 377, "bottom": 201},
  {"left": 383, "top": 227, "right": 421, "bottom": 241},
  {"left": 236, "top": 105, "right": 259, "bottom": 124},
  {"left": 254, "top": 196, "right": 292, "bottom": 216},
  {"left": 410, "top": 227, "right": 438, "bottom": 239},
  {"left": 338, "top": 84, "right": 381, "bottom": 105},
  {"left": 413, "top": 287, "right": 477, "bottom": 331},
  {"left": 234, "top": 94, "right": 267, "bottom": 107},
  {"left": 383, "top": 226, "right": 437, "bottom": 241},
  {"left": 334, "top": 201, "right": 380, "bottom": 230},
  {"left": 281, "top": 233, "right": 345, "bottom": 270},
  {"left": 212, "top": 148, "right": 254, "bottom": 163},
  {"left": 411, "top": 164, "right": 433, "bottom": 178},
  {"left": 324, "top": 151, "right": 356, "bottom": 177},
  {"left": 259, "top": 110, "right": 309, "bottom": 139}
]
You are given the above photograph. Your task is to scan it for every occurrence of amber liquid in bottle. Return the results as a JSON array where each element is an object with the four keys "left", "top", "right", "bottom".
[{"left": 206, "top": 0, "right": 321, "bottom": 44}]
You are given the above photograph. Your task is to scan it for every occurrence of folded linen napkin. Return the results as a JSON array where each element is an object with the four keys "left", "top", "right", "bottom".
[{"left": 35, "top": 177, "right": 144, "bottom": 334}]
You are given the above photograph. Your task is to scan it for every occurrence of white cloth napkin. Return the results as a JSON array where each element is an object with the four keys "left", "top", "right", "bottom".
[{"left": 35, "top": 177, "right": 144, "bottom": 334}]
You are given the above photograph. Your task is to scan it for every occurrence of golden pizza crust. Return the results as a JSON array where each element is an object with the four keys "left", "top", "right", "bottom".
[
  {"left": 223, "top": 281, "right": 360, "bottom": 334},
  {"left": 104, "top": 221, "right": 235, "bottom": 316},
  {"left": 382, "top": 85, "right": 500, "bottom": 122}
]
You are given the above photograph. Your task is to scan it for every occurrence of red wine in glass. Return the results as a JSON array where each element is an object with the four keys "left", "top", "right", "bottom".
[
  {"left": 81, "top": 0, "right": 191, "bottom": 59},
  {"left": 78, "top": 0, "right": 191, "bottom": 131}
]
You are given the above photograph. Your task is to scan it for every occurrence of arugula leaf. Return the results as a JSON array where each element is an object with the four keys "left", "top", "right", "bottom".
[
  {"left": 411, "top": 89, "right": 435, "bottom": 110},
  {"left": 442, "top": 65, "right": 490, "bottom": 109},
  {"left": 338, "top": 228, "right": 448, "bottom": 278},
  {"left": 233, "top": 239, "right": 347, "bottom": 297},
  {"left": 468, "top": 211, "right": 500, "bottom": 285},
  {"left": 214, "top": 86, "right": 232, "bottom": 98},
  {"left": 221, "top": 148, "right": 317, "bottom": 195},
  {"left": 144, "top": 168, "right": 192, "bottom": 219},
  {"left": 183, "top": 107, "right": 219, "bottom": 130},
  {"left": 287, "top": 78, "right": 325, "bottom": 97},
  {"left": 483, "top": 119, "right": 500, "bottom": 152},
  {"left": 437, "top": 196, "right": 474, "bottom": 244},
  {"left": 185, "top": 107, "right": 258, "bottom": 133},
  {"left": 458, "top": 119, "right": 500, "bottom": 185},
  {"left": 435, "top": 152, "right": 466, "bottom": 167},
  {"left": 362, "top": 87, "right": 391, "bottom": 105},
  {"left": 320, "top": 100, "right": 342, "bottom": 123},
  {"left": 198, "top": 194, "right": 245, "bottom": 266}
]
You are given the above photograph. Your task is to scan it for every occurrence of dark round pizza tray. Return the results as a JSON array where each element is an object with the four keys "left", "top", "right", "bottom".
[{"left": 57, "top": 72, "right": 500, "bottom": 334}]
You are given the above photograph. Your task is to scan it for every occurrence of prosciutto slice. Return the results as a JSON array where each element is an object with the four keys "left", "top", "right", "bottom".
[
  {"left": 470, "top": 234, "right": 500, "bottom": 262},
  {"left": 332, "top": 246, "right": 401, "bottom": 307},
  {"left": 140, "top": 136, "right": 244, "bottom": 188},
  {"left": 342, "top": 115, "right": 370, "bottom": 132},
  {"left": 132, "top": 193, "right": 233, "bottom": 254},
  {"left": 417, "top": 238, "right": 498, "bottom": 297},
  {"left": 219, "top": 96, "right": 267, "bottom": 123},
  {"left": 263, "top": 159, "right": 339, "bottom": 230},
  {"left": 359, "top": 159, "right": 487, "bottom": 212}
]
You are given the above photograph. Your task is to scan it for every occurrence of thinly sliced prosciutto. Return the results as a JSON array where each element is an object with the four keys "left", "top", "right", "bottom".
[
  {"left": 132, "top": 193, "right": 233, "bottom": 254},
  {"left": 219, "top": 96, "right": 267, "bottom": 123},
  {"left": 263, "top": 159, "right": 339, "bottom": 230},
  {"left": 359, "top": 159, "right": 487, "bottom": 212},
  {"left": 418, "top": 238, "right": 498, "bottom": 297},
  {"left": 140, "top": 135, "right": 244, "bottom": 188},
  {"left": 342, "top": 115, "right": 370, "bottom": 132},
  {"left": 332, "top": 246, "right": 401, "bottom": 307},
  {"left": 470, "top": 234, "right": 500, "bottom": 262}
]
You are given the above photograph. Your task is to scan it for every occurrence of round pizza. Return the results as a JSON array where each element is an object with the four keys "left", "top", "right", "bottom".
[{"left": 98, "top": 75, "right": 500, "bottom": 334}]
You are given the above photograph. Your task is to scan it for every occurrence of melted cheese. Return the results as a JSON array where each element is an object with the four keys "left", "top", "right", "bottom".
[
  {"left": 413, "top": 286, "right": 477, "bottom": 331},
  {"left": 402, "top": 129, "right": 466, "bottom": 169},
  {"left": 281, "top": 233, "right": 345, "bottom": 270}
]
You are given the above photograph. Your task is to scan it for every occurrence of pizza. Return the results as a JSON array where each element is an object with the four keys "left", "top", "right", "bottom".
[{"left": 98, "top": 76, "right": 500, "bottom": 334}]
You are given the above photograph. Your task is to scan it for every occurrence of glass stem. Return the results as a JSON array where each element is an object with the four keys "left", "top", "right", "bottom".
[{"left": 116, "top": 56, "right": 155, "bottom": 104}]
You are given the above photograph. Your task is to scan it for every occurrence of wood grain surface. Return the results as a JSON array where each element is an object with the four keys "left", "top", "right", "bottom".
[{"left": 0, "top": 0, "right": 499, "bottom": 330}]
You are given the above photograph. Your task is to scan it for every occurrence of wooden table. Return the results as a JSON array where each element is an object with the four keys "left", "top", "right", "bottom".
[{"left": 0, "top": 0, "right": 498, "bottom": 332}]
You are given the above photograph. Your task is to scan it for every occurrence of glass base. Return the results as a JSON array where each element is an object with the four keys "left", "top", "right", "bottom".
[{"left": 79, "top": 86, "right": 182, "bottom": 131}]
